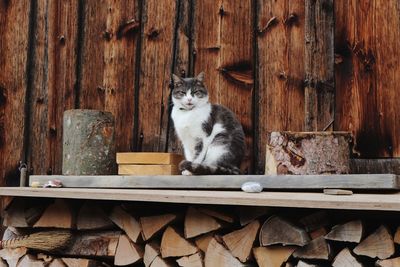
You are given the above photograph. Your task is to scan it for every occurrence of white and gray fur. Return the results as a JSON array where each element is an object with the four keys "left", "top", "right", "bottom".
[{"left": 171, "top": 72, "right": 245, "bottom": 175}]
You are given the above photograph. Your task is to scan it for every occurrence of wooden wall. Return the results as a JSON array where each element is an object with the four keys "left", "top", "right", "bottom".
[{"left": 0, "top": 0, "right": 399, "bottom": 183}]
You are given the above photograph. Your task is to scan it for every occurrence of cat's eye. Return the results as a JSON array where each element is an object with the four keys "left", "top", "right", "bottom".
[
  {"left": 174, "top": 91, "right": 185, "bottom": 97},
  {"left": 194, "top": 91, "right": 203, "bottom": 97}
]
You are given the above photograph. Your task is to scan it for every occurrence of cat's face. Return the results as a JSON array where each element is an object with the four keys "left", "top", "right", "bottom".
[{"left": 171, "top": 72, "right": 209, "bottom": 111}]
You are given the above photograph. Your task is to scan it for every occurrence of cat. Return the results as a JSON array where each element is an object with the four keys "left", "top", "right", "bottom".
[{"left": 171, "top": 72, "right": 245, "bottom": 175}]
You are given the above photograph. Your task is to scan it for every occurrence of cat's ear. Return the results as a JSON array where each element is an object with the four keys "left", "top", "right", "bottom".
[
  {"left": 196, "top": 71, "right": 205, "bottom": 83},
  {"left": 172, "top": 74, "right": 182, "bottom": 85}
]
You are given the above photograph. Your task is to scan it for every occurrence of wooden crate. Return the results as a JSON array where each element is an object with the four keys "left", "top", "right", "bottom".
[
  {"left": 118, "top": 164, "right": 179, "bottom": 175},
  {"left": 117, "top": 153, "right": 183, "bottom": 175}
]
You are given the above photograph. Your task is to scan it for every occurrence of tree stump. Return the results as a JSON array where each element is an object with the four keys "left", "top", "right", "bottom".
[
  {"left": 62, "top": 109, "right": 116, "bottom": 175},
  {"left": 265, "top": 131, "right": 352, "bottom": 175}
]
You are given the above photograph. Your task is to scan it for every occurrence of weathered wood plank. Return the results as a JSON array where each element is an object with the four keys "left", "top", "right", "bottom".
[
  {"left": 0, "top": 0, "right": 31, "bottom": 187},
  {"left": 2, "top": 188, "right": 400, "bottom": 211},
  {"left": 335, "top": 0, "right": 400, "bottom": 157},
  {"left": 168, "top": 0, "right": 191, "bottom": 155},
  {"left": 137, "top": 0, "right": 177, "bottom": 152},
  {"left": 29, "top": 174, "right": 400, "bottom": 189},
  {"left": 28, "top": 0, "right": 78, "bottom": 175},
  {"left": 193, "top": 0, "right": 254, "bottom": 173},
  {"left": 256, "top": 0, "right": 305, "bottom": 173},
  {"left": 79, "top": 0, "right": 139, "bottom": 152},
  {"left": 351, "top": 159, "right": 400, "bottom": 174},
  {"left": 304, "top": 0, "right": 335, "bottom": 131}
]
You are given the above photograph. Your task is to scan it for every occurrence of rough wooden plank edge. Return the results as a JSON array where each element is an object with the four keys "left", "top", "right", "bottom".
[
  {"left": 350, "top": 159, "right": 400, "bottom": 174},
  {"left": 29, "top": 174, "right": 400, "bottom": 189},
  {"left": 1, "top": 188, "right": 400, "bottom": 211}
]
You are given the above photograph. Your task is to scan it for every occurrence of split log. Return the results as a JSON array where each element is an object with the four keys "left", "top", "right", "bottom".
[
  {"left": 65, "top": 231, "right": 119, "bottom": 257},
  {"left": 265, "top": 131, "right": 351, "bottom": 175},
  {"left": 394, "top": 226, "right": 400, "bottom": 244},
  {"left": 109, "top": 206, "right": 142, "bottom": 242},
  {"left": 204, "top": 238, "right": 245, "bottom": 267},
  {"left": 77, "top": 202, "right": 114, "bottom": 230},
  {"left": 259, "top": 216, "right": 310, "bottom": 246},
  {"left": 376, "top": 257, "right": 400, "bottom": 267},
  {"left": 150, "top": 256, "right": 174, "bottom": 267},
  {"left": 160, "top": 226, "right": 198, "bottom": 258},
  {"left": 114, "top": 234, "right": 143, "bottom": 266},
  {"left": 332, "top": 248, "right": 362, "bottom": 267},
  {"left": 62, "top": 109, "right": 116, "bottom": 175},
  {"left": 325, "top": 220, "right": 363, "bottom": 243},
  {"left": 353, "top": 225, "right": 394, "bottom": 259},
  {"left": 61, "top": 258, "right": 106, "bottom": 267},
  {"left": 253, "top": 246, "right": 296, "bottom": 267},
  {"left": 140, "top": 214, "right": 177, "bottom": 241},
  {"left": 237, "top": 206, "right": 270, "bottom": 226},
  {"left": 17, "top": 255, "right": 46, "bottom": 267},
  {"left": 195, "top": 233, "right": 214, "bottom": 253},
  {"left": 0, "top": 247, "right": 28, "bottom": 267},
  {"left": 3, "top": 199, "right": 28, "bottom": 227},
  {"left": 292, "top": 236, "right": 331, "bottom": 260},
  {"left": 36, "top": 253, "right": 53, "bottom": 263},
  {"left": 144, "top": 242, "right": 160, "bottom": 267},
  {"left": 48, "top": 259, "right": 66, "bottom": 267},
  {"left": 34, "top": 199, "right": 73, "bottom": 228},
  {"left": 296, "top": 261, "right": 318, "bottom": 267},
  {"left": 177, "top": 252, "right": 204, "bottom": 267},
  {"left": 299, "top": 211, "right": 329, "bottom": 232},
  {"left": 198, "top": 207, "right": 235, "bottom": 223},
  {"left": 222, "top": 220, "right": 260, "bottom": 262},
  {"left": 309, "top": 227, "right": 327, "bottom": 240},
  {"left": 184, "top": 207, "right": 221, "bottom": 238}
]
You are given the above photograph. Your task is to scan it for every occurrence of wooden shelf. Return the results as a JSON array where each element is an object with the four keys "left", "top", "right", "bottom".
[{"left": 0, "top": 187, "right": 400, "bottom": 211}]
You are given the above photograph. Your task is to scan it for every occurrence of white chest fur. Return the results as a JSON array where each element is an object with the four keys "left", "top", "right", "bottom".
[{"left": 171, "top": 104, "right": 211, "bottom": 160}]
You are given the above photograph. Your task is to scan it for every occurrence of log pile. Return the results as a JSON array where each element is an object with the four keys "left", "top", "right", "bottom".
[{"left": 2, "top": 198, "right": 400, "bottom": 266}]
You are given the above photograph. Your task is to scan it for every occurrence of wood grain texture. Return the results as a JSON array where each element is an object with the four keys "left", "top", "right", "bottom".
[
  {"left": 335, "top": 0, "right": 400, "bottom": 157},
  {"left": 29, "top": 174, "right": 400, "bottom": 190},
  {"left": 193, "top": 0, "right": 254, "bottom": 173},
  {"left": 137, "top": 0, "right": 177, "bottom": 152},
  {"left": 3, "top": 187, "right": 400, "bottom": 211},
  {"left": 0, "top": 0, "right": 31, "bottom": 187},
  {"left": 79, "top": 0, "right": 139, "bottom": 153},
  {"left": 28, "top": 0, "right": 78, "bottom": 176},
  {"left": 168, "top": 0, "right": 191, "bottom": 155},
  {"left": 304, "top": 0, "right": 335, "bottom": 131},
  {"left": 256, "top": 0, "right": 305, "bottom": 173}
]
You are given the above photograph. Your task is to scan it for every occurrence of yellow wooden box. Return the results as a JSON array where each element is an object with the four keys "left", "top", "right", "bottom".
[
  {"left": 116, "top": 152, "right": 183, "bottom": 165},
  {"left": 118, "top": 164, "right": 179, "bottom": 175}
]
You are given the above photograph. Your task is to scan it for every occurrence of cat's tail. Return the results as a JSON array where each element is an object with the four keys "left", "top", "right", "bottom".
[{"left": 179, "top": 160, "right": 241, "bottom": 175}]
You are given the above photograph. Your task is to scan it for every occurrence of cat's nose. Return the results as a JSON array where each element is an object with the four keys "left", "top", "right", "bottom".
[{"left": 187, "top": 98, "right": 192, "bottom": 102}]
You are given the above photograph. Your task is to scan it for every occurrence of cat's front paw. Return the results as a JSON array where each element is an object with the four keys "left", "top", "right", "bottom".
[
  {"left": 181, "top": 170, "right": 193, "bottom": 176},
  {"left": 179, "top": 160, "right": 192, "bottom": 171}
]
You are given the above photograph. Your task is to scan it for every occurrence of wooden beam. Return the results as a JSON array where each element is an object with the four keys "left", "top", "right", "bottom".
[
  {"left": 29, "top": 174, "right": 400, "bottom": 190},
  {"left": 350, "top": 159, "right": 400, "bottom": 174},
  {"left": 304, "top": 0, "right": 335, "bottom": 131},
  {"left": 2, "top": 188, "right": 400, "bottom": 211}
]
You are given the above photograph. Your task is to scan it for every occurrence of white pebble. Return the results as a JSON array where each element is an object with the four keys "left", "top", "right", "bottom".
[{"left": 241, "top": 182, "right": 263, "bottom": 193}]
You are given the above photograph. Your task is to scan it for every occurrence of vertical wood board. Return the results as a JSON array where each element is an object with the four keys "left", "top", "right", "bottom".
[
  {"left": 193, "top": 0, "right": 254, "bottom": 173},
  {"left": 256, "top": 0, "right": 305, "bottom": 173},
  {"left": 79, "top": 0, "right": 139, "bottom": 153},
  {"left": 137, "top": 0, "right": 178, "bottom": 152},
  {"left": 0, "top": 0, "right": 31, "bottom": 186},
  {"left": 28, "top": 0, "right": 78, "bottom": 175},
  {"left": 334, "top": 0, "right": 400, "bottom": 157}
]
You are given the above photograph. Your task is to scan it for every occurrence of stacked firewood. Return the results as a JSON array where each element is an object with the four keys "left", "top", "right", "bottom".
[{"left": 2, "top": 198, "right": 400, "bottom": 266}]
